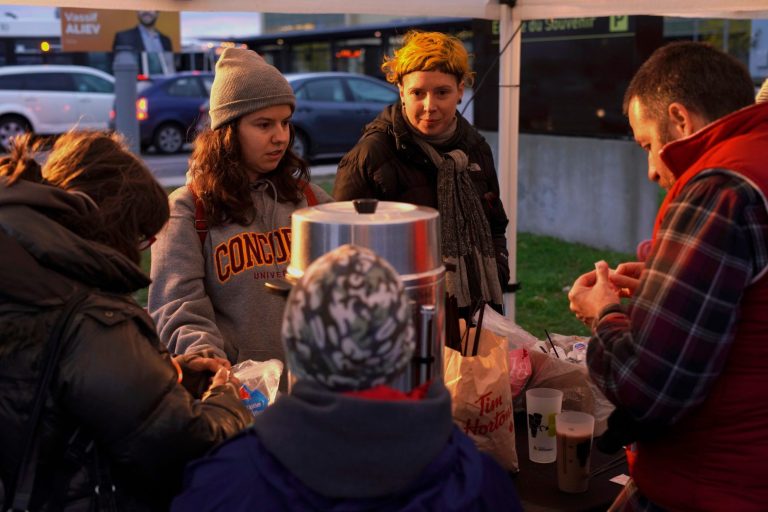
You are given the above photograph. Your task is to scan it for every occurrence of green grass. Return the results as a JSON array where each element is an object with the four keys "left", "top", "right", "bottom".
[
  {"left": 134, "top": 250, "right": 152, "bottom": 307},
  {"left": 313, "top": 174, "right": 335, "bottom": 196},
  {"left": 135, "top": 180, "right": 634, "bottom": 339},
  {"left": 515, "top": 232, "right": 633, "bottom": 337}
]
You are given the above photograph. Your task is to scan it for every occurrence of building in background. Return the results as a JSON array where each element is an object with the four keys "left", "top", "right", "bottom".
[{"left": 0, "top": 8, "right": 763, "bottom": 137}]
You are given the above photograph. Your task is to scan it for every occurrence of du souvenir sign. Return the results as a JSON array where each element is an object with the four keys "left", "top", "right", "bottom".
[{"left": 60, "top": 8, "right": 180, "bottom": 53}]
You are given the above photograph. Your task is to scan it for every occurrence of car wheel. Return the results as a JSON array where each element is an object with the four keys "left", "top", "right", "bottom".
[
  {"left": 153, "top": 123, "right": 184, "bottom": 154},
  {"left": 0, "top": 115, "right": 30, "bottom": 152},
  {"left": 292, "top": 130, "right": 309, "bottom": 160}
]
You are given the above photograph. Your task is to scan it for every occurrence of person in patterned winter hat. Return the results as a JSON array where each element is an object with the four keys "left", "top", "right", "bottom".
[
  {"left": 173, "top": 244, "right": 523, "bottom": 512},
  {"left": 281, "top": 244, "right": 415, "bottom": 390}
]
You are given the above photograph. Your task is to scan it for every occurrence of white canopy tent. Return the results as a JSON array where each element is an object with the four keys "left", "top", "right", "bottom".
[
  {"left": 11, "top": 0, "right": 768, "bottom": 318},
  {"left": 9, "top": 0, "right": 768, "bottom": 19}
]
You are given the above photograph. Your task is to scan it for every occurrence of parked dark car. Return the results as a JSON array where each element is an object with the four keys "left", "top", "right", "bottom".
[
  {"left": 112, "top": 71, "right": 213, "bottom": 154},
  {"left": 286, "top": 72, "right": 398, "bottom": 160},
  {"left": 195, "top": 72, "right": 398, "bottom": 161}
]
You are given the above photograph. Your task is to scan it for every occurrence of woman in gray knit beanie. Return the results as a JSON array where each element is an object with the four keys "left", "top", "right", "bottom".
[{"left": 148, "top": 47, "right": 332, "bottom": 391}]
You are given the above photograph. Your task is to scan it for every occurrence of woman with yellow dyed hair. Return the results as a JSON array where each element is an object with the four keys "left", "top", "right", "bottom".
[{"left": 335, "top": 31, "right": 511, "bottom": 337}]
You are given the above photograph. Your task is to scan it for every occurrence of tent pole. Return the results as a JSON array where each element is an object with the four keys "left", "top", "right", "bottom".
[{"left": 498, "top": 3, "right": 521, "bottom": 321}]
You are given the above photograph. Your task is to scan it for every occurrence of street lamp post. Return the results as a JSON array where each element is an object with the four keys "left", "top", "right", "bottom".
[{"left": 113, "top": 47, "right": 140, "bottom": 154}]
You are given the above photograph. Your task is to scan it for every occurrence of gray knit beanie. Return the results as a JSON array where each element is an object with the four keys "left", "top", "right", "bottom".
[
  {"left": 209, "top": 47, "right": 295, "bottom": 130},
  {"left": 282, "top": 244, "right": 415, "bottom": 391}
]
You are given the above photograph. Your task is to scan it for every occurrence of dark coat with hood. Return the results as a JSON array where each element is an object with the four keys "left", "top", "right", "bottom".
[
  {"left": 0, "top": 177, "right": 252, "bottom": 511},
  {"left": 172, "top": 380, "right": 523, "bottom": 512},
  {"left": 334, "top": 103, "right": 510, "bottom": 287}
]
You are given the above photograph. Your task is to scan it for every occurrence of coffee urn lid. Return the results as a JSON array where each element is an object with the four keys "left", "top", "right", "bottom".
[
  {"left": 289, "top": 200, "right": 442, "bottom": 280},
  {"left": 293, "top": 200, "right": 438, "bottom": 224}
]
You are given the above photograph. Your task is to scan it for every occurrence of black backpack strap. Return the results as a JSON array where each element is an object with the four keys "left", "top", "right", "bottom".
[{"left": 8, "top": 289, "right": 90, "bottom": 512}]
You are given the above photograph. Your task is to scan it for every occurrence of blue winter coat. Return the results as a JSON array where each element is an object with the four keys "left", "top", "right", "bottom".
[{"left": 173, "top": 380, "right": 522, "bottom": 511}]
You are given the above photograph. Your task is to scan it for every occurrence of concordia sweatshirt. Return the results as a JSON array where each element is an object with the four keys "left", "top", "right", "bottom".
[{"left": 149, "top": 180, "right": 332, "bottom": 386}]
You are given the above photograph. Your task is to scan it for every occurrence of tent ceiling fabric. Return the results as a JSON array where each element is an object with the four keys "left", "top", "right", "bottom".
[
  {"left": 6, "top": 0, "right": 501, "bottom": 19},
  {"left": 7, "top": 0, "right": 768, "bottom": 20},
  {"left": 514, "top": 0, "right": 768, "bottom": 20}
]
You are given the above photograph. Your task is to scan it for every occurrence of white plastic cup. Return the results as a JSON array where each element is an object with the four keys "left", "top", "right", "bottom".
[
  {"left": 556, "top": 411, "right": 595, "bottom": 493},
  {"left": 525, "top": 387, "right": 563, "bottom": 463}
]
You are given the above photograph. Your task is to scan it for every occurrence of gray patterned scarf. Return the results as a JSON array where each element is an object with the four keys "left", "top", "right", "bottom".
[{"left": 411, "top": 135, "right": 503, "bottom": 309}]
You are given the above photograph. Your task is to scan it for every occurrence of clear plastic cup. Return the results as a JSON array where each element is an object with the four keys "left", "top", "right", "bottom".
[{"left": 525, "top": 387, "right": 563, "bottom": 463}]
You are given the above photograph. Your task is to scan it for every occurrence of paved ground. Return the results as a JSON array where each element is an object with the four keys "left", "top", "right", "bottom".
[{"left": 142, "top": 152, "right": 338, "bottom": 188}]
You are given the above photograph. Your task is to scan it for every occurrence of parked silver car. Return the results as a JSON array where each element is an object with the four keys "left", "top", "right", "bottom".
[{"left": 0, "top": 65, "right": 114, "bottom": 151}]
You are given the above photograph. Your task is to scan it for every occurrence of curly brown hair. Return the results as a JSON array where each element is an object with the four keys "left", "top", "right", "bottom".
[
  {"left": 189, "top": 121, "right": 310, "bottom": 227},
  {"left": 0, "top": 131, "right": 169, "bottom": 264}
]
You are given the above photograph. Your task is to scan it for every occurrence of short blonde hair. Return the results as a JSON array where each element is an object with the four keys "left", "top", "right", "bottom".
[{"left": 381, "top": 31, "right": 474, "bottom": 87}]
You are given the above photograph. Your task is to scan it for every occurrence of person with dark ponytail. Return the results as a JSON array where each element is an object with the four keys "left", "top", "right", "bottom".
[{"left": 0, "top": 131, "right": 251, "bottom": 511}]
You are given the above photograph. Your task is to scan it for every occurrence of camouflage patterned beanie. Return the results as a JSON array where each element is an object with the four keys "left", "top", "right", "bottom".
[{"left": 282, "top": 244, "right": 415, "bottom": 391}]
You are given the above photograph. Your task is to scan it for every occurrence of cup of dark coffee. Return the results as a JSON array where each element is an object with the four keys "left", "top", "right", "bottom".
[{"left": 555, "top": 411, "right": 595, "bottom": 493}]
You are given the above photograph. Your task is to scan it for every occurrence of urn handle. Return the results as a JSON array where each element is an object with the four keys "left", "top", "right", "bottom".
[{"left": 352, "top": 198, "right": 378, "bottom": 214}]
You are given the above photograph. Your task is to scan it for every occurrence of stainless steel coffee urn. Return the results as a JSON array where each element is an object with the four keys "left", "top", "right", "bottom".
[{"left": 287, "top": 199, "right": 445, "bottom": 391}]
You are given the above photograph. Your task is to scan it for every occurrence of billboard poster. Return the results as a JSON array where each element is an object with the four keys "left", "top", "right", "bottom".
[{"left": 60, "top": 9, "right": 180, "bottom": 53}]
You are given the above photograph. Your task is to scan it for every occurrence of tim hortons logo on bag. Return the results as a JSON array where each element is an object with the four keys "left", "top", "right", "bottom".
[{"left": 463, "top": 391, "right": 514, "bottom": 435}]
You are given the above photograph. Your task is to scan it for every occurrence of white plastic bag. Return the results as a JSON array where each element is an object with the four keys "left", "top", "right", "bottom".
[
  {"left": 469, "top": 305, "right": 536, "bottom": 399},
  {"left": 231, "top": 359, "right": 283, "bottom": 417},
  {"left": 473, "top": 305, "right": 540, "bottom": 350}
]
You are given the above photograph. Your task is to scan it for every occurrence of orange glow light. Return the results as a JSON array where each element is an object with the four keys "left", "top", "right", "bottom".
[
  {"left": 136, "top": 97, "right": 149, "bottom": 121},
  {"left": 335, "top": 49, "right": 362, "bottom": 59}
]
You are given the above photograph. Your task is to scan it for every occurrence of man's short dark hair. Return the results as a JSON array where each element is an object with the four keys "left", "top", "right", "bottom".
[{"left": 623, "top": 41, "right": 754, "bottom": 123}]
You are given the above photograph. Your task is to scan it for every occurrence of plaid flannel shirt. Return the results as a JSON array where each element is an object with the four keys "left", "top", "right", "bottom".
[{"left": 588, "top": 171, "right": 768, "bottom": 511}]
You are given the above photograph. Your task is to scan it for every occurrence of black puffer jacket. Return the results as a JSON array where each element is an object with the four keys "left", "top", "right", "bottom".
[
  {"left": 0, "top": 178, "right": 252, "bottom": 511},
  {"left": 334, "top": 104, "right": 510, "bottom": 287}
]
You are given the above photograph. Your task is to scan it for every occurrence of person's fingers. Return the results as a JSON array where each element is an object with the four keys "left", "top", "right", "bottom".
[
  {"left": 610, "top": 273, "right": 637, "bottom": 289},
  {"left": 573, "top": 270, "right": 597, "bottom": 287},
  {"left": 210, "top": 367, "right": 229, "bottom": 388},
  {"left": 594, "top": 260, "right": 611, "bottom": 283},
  {"left": 213, "top": 357, "right": 232, "bottom": 370},
  {"left": 184, "top": 356, "right": 232, "bottom": 374},
  {"left": 197, "top": 357, "right": 225, "bottom": 373},
  {"left": 170, "top": 356, "right": 183, "bottom": 384},
  {"left": 616, "top": 261, "right": 643, "bottom": 278},
  {"left": 568, "top": 271, "right": 595, "bottom": 302}
]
